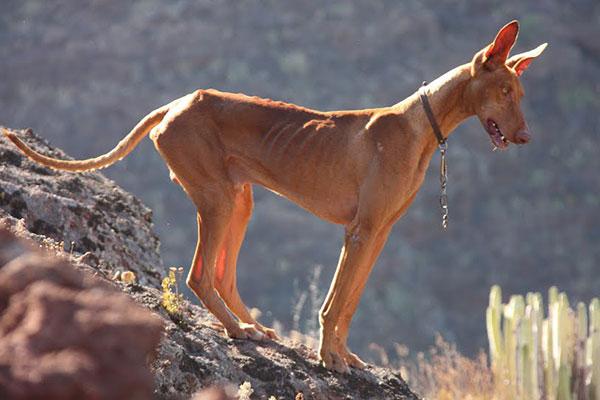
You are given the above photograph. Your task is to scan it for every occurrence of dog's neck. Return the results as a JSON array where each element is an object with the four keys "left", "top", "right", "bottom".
[
  {"left": 394, "top": 64, "right": 474, "bottom": 151},
  {"left": 423, "top": 64, "right": 473, "bottom": 137}
]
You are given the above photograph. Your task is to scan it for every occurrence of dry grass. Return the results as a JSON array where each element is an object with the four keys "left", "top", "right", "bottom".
[
  {"left": 286, "top": 268, "right": 504, "bottom": 399},
  {"left": 408, "top": 336, "right": 497, "bottom": 400},
  {"left": 372, "top": 335, "right": 506, "bottom": 400}
]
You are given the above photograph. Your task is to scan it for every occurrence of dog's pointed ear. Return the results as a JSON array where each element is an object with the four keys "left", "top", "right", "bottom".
[
  {"left": 484, "top": 20, "right": 519, "bottom": 67},
  {"left": 506, "top": 43, "right": 548, "bottom": 76}
]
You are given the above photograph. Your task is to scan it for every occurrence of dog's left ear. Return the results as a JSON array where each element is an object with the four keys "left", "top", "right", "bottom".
[
  {"left": 484, "top": 20, "right": 520, "bottom": 67},
  {"left": 506, "top": 43, "right": 548, "bottom": 76}
]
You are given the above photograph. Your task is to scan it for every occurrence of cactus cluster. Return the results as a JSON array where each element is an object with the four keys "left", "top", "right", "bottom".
[{"left": 486, "top": 285, "right": 600, "bottom": 400}]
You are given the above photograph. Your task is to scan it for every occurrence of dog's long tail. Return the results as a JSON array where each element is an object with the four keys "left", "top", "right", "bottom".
[{"left": 2, "top": 104, "right": 170, "bottom": 172}]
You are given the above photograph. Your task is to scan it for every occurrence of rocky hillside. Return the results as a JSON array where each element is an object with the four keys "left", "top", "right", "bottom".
[
  {"left": 0, "top": 128, "right": 419, "bottom": 399},
  {"left": 0, "top": 128, "right": 163, "bottom": 287}
]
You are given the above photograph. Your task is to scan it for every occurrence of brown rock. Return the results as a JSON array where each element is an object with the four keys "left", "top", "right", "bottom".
[{"left": 0, "top": 227, "right": 164, "bottom": 400}]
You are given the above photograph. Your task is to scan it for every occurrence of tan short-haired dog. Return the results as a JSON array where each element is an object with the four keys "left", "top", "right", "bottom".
[{"left": 5, "top": 20, "right": 546, "bottom": 373}]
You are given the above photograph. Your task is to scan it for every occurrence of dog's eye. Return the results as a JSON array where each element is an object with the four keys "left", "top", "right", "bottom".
[{"left": 502, "top": 86, "right": 511, "bottom": 95}]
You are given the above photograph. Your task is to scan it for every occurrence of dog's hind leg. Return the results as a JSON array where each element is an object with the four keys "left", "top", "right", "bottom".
[
  {"left": 153, "top": 123, "right": 265, "bottom": 340},
  {"left": 213, "top": 184, "right": 279, "bottom": 340},
  {"left": 185, "top": 189, "right": 265, "bottom": 341}
]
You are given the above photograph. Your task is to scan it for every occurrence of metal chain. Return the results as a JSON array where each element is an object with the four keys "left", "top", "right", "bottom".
[
  {"left": 439, "top": 142, "right": 449, "bottom": 230},
  {"left": 419, "top": 81, "right": 449, "bottom": 230}
]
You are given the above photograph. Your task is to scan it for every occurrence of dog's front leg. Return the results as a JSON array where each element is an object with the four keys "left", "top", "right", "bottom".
[
  {"left": 335, "top": 224, "right": 392, "bottom": 368},
  {"left": 318, "top": 220, "right": 390, "bottom": 373}
]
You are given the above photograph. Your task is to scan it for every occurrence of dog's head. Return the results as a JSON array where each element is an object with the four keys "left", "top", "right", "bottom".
[{"left": 467, "top": 20, "right": 547, "bottom": 150}]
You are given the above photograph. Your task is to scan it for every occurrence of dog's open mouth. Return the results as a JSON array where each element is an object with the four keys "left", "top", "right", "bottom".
[{"left": 486, "top": 119, "right": 509, "bottom": 150}]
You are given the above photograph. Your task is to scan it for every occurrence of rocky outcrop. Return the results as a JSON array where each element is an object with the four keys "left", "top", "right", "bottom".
[
  {"left": 124, "top": 281, "right": 417, "bottom": 399},
  {"left": 0, "top": 228, "right": 164, "bottom": 400},
  {"left": 0, "top": 127, "right": 419, "bottom": 399},
  {"left": 0, "top": 128, "right": 163, "bottom": 287}
]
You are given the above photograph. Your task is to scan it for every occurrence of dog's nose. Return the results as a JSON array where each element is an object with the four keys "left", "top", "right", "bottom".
[{"left": 514, "top": 130, "right": 531, "bottom": 144}]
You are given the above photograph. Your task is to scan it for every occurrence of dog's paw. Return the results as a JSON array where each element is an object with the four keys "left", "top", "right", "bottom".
[
  {"left": 320, "top": 340, "right": 367, "bottom": 373},
  {"left": 340, "top": 346, "right": 367, "bottom": 369},
  {"left": 255, "top": 324, "right": 280, "bottom": 341},
  {"left": 320, "top": 345, "right": 350, "bottom": 374},
  {"left": 225, "top": 322, "right": 265, "bottom": 341}
]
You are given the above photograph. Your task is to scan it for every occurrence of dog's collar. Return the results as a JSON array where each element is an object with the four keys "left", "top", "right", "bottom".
[{"left": 418, "top": 81, "right": 447, "bottom": 146}]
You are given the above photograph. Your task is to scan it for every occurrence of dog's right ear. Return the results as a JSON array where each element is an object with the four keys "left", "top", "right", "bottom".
[
  {"left": 472, "top": 20, "right": 519, "bottom": 74},
  {"left": 484, "top": 20, "right": 519, "bottom": 66}
]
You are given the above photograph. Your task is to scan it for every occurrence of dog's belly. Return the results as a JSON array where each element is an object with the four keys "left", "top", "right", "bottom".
[
  {"left": 264, "top": 183, "right": 358, "bottom": 225},
  {"left": 227, "top": 156, "right": 358, "bottom": 225}
]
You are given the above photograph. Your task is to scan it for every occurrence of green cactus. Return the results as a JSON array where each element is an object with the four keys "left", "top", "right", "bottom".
[
  {"left": 590, "top": 298, "right": 600, "bottom": 400},
  {"left": 487, "top": 285, "right": 504, "bottom": 376},
  {"left": 524, "top": 293, "right": 543, "bottom": 400},
  {"left": 573, "top": 302, "right": 587, "bottom": 400},
  {"left": 544, "top": 318, "right": 556, "bottom": 400},
  {"left": 554, "top": 293, "right": 573, "bottom": 400},
  {"left": 503, "top": 295, "right": 523, "bottom": 398},
  {"left": 521, "top": 302, "right": 533, "bottom": 400},
  {"left": 486, "top": 286, "right": 599, "bottom": 400},
  {"left": 531, "top": 293, "right": 544, "bottom": 400}
]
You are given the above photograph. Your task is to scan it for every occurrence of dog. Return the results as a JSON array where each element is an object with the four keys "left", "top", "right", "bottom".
[{"left": 4, "top": 20, "right": 546, "bottom": 373}]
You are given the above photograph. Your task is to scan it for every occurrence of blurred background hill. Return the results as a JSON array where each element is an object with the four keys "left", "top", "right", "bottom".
[{"left": 1, "top": 0, "right": 598, "bottom": 361}]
